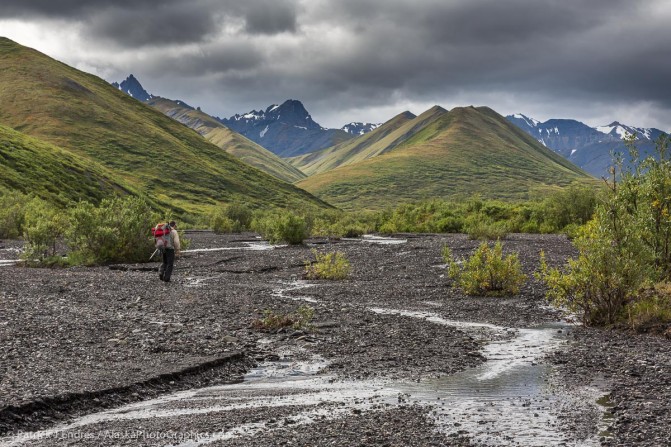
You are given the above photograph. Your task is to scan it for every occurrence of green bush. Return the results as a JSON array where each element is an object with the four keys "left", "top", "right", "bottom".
[
  {"left": 625, "top": 283, "right": 671, "bottom": 333},
  {"left": 305, "top": 249, "right": 351, "bottom": 280},
  {"left": 210, "top": 211, "right": 236, "bottom": 234},
  {"left": 310, "top": 210, "right": 376, "bottom": 238},
  {"left": 22, "top": 197, "right": 67, "bottom": 262},
  {"left": 210, "top": 202, "right": 253, "bottom": 233},
  {"left": 66, "top": 197, "right": 158, "bottom": 265},
  {"left": 251, "top": 305, "right": 315, "bottom": 331},
  {"left": 445, "top": 241, "right": 526, "bottom": 296},
  {"left": 0, "top": 190, "right": 29, "bottom": 239},
  {"left": 252, "top": 210, "right": 309, "bottom": 244},
  {"left": 539, "top": 185, "right": 598, "bottom": 233},
  {"left": 538, "top": 216, "right": 652, "bottom": 326},
  {"left": 463, "top": 215, "right": 509, "bottom": 240}
]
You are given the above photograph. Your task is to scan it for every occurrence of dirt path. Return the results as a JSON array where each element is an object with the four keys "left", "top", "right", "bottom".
[{"left": 1, "top": 232, "right": 669, "bottom": 446}]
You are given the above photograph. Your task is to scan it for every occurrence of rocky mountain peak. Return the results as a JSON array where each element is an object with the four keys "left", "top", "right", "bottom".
[{"left": 112, "top": 74, "right": 152, "bottom": 102}]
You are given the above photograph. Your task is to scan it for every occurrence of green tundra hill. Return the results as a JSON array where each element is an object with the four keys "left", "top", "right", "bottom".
[
  {"left": 0, "top": 37, "right": 328, "bottom": 214},
  {"left": 288, "top": 110, "right": 419, "bottom": 176},
  {"left": 296, "top": 105, "right": 597, "bottom": 210},
  {"left": 147, "top": 97, "right": 307, "bottom": 184},
  {"left": 0, "top": 123, "right": 148, "bottom": 206}
]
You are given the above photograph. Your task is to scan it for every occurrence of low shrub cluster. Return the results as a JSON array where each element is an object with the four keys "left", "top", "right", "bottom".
[
  {"left": 22, "top": 197, "right": 68, "bottom": 262},
  {"left": 251, "top": 209, "right": 309, "bottom": 244},
  {"left": 251, "top": 305, "right": 315, "bottom": 331},
  {"left": 0, "top": 190, "right": 30, "bottom": 239},
  {"left": 305, "top": 249, "right": 351, "bottom": 280},
  {"left": 321, "top": 187, "right": 599, "bottom": 240},
  {"left": 625, "top": 283, "right": 671, "bottom": 333},
  {"left": 66, "top": 197, "right": 158, "bottom": 265},
  {"left": 210, "top": 202, "right": 253, "bottom": 233},
  {"left": 444, "top": 241, "right": 526, "bottom": 296},
  {"left": 539, "top": 135, "right": 671, "bottom": 331},
  {"left": 18, "top": 196, "right": 158, "bottom": 266}
]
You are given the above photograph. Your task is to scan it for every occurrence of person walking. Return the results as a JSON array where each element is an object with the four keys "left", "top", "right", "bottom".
[{"left": 159, "top": 221, "right": 181, "bottom": 282}]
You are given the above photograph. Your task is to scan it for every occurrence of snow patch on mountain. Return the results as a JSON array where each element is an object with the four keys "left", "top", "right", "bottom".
[
  {"left": 260, "top": 125, "right": 269, "bottom": 138},
  {"left": 512, "top": 113, "right": 540, "bottom": 128},
  {"left": 341, "top": 122, "right": 382, "bottom": 135}
]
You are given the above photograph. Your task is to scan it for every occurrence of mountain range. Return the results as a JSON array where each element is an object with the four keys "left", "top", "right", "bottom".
[
  {"left": 506, "top": 114, "right": 667, "bottom": 177},
  {"left": 114, "top": 74, "right": 667, "bottom": 180},
  {"left": 111, "top": 75, "right": 593, "bottom": 210},
  {"left": 146, "top": 97, "right": 307, "bottom": 183},
  {"left": 216, "top": 100, "right": 353, "bottom": 157},
  {"left": 5, "top": 37, "right": 656, "bottom": 217}
]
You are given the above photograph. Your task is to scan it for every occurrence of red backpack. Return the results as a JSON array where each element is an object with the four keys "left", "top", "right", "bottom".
[{"left": 151, "top": 223, "right": 172, "bottom": 252}]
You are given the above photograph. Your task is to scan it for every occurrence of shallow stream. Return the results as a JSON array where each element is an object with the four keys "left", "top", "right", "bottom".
[{"left": 0, "top": 245, "right": 611, "bottom": 446}]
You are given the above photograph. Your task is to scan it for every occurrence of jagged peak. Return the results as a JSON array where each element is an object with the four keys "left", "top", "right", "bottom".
[{"left": 114, "top": 73, "right": 152, "bottom": 102}]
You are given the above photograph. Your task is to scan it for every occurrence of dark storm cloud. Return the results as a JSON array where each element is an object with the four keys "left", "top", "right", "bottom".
[
  {"left": 295, "top": 0, "right": 671, "bottom": 119},
  {"left": 2, "top": 0, "right": 670, "bottom": 128},
  {"left": 0, "top": 0, "right": 299, "bottom": 46}
]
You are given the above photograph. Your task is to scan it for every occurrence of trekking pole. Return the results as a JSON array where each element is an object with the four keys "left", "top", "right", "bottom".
[{"left": 149, "top": 248, "right": 159, "bottom": 261}]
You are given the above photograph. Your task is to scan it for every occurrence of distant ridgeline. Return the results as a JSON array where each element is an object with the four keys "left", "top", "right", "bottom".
[
  {"left": 0, "top": 37, "right": 330, "bottom": 214},
  {"left": 92, "top": 69, "right": 597, "bottom": 211},
  {"left": 507, "top": 114, "right": 669, "bottom": 178}
]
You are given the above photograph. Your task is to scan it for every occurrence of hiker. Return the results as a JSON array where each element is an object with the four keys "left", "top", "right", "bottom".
[{"left": 159, "top": 221, "right": 181, "bottom": 282}]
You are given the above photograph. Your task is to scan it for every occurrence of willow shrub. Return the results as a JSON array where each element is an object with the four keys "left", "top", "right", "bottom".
[
  {"left": 624, "top": 282, "right": 671, "bottom": 333},
  {"left": 444, "top": 241, "right": 525, "bottom": 296},
  {"left": 305, "top": 249, "right": 351, "bottom": 280},
  {"left": 0, "top": 190, "right": 30, "bottom": 239},
  {"left": 210, "top": 202, "right": 253, "bottom": 233},
  {"left": 251, "top": 209, "right": 309, "bottom": 244},
  {"left": 66, "top": 197, "right": 157, "bottom": 265},
  {"left": 22, "top": 197, "right": 67, "bottom": 262}
]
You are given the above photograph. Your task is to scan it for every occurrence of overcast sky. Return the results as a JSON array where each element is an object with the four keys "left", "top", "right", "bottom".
[{"left": 1, "top": 0, "right": 670, "bottom": 130}]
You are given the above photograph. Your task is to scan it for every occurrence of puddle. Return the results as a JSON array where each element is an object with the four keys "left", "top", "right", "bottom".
[
  {"left": 184, "top": 275, "right": 221, "bottom": 288},
  {"left": 183, "top": 242, "right": 286, "bottom": 253},
  {"left": 243, "top": 355, "right": 330, "bottom": 383},
  {"left": 341, "top": 235, "right": 408, "bottom": 245},
  {"left": 271, "top": 280, "right": 320, "bottom": 303},
  {"left": 595, "top": 393, "right": 615, "bottom": 440},
  {"left": 370, "top": 307, "right": 501, "bottom": 332}
]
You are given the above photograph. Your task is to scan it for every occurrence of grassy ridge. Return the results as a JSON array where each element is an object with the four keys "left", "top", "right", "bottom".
[
  {"left": 288, "top": 111, "right": 418, "bottom": 175},
  {"left": 297, "top": 106, "right": 597, "bottom": 210},
  {"left": 0, "top": 123, "right": 149, "bottom": 206},
  {"left": 147, "top": 97, "right": 307, "bottom": 183},
  {"left": 0, "top": 38, "right": 327, "bottom": 214}
]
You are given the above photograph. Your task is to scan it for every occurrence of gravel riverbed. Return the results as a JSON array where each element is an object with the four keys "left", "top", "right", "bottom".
[{"left": 0, "top": 232, "right": 669, "bottom": 446}]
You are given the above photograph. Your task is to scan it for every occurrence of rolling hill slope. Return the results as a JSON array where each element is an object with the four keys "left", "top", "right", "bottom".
[
  {"left": 0, "top": 38, "right": 327, "bottom": 213},
  {"left": 147, "top": 97, "right": 306, "bottom": 183},
  {"left": 296, "top": 106, "right": 596, "bottom": 210},
  {"left": 288, "top": 110, "right": 419, "bottom": 176},
  {"left": 0, "top": 123, "right": 143, "bottom": 205}
]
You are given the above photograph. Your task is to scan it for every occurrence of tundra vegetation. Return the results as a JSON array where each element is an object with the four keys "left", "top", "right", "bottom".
[
  {"left": 251, "top": 305, "right": 315, "bottom": 332},
  {"left": 539, "top": 135, "right": 671, "bottom": 332},
  {"left": 304, "top": 249, "right": 351, "bottom": 280},
  {"left": 444, "top": 241, "right": 526, "bottom": 297}
]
